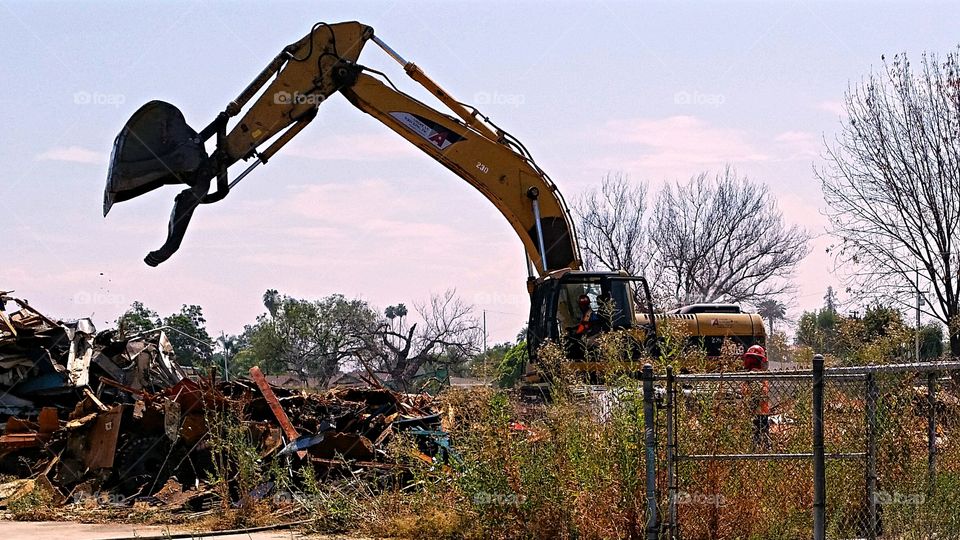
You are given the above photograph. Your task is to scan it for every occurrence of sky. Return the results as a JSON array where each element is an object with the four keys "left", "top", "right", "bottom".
[{"left": 2, "top": 0, "right": 959, "bottom": 344}]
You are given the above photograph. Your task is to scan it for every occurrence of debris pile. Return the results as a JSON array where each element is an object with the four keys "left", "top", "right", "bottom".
[
  {"left": 0, "top": 294, "right": 444, "bottom": 513},
  {"left": 0, "top": 292, "right": 185, "bottom": 418}
]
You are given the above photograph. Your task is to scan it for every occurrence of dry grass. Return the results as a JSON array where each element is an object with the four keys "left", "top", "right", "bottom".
[{"left": 8, "top": 331, "right": 959, "bottom": 539}]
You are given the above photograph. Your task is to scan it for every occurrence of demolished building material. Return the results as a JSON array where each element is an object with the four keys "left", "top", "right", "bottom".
[{"left": 0, "top": 293, "right": 446, "bottom": 513}]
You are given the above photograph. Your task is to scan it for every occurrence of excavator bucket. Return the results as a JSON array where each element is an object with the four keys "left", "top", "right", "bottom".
[{"left": 104, "top": 100, "right": 207, "bottom": 216}]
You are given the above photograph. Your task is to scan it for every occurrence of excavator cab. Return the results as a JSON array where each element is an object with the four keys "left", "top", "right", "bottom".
[{"left": 527, "top": 270, "right": 659, "bottom": 369}]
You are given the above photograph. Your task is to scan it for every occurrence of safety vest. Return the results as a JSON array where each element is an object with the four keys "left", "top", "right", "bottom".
[
  {"left": 576, "top": 310, "right": 594, "bottom": 335},
  {"left": 742, "top": 377, "right": 771, "bottom": 415}
]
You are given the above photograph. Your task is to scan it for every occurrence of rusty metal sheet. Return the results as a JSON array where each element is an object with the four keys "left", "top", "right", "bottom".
[
  {"left": 0, "top": 432, "right": 42, "bottom": 449},
  {"left": 82, "top": 405, "right": 122, "bottom": 470},
  {"left": 310, "top": 432, "right": 375, "bottom": 459},
  {"left": 38, "top": 407, "right": 59, "bottom": 435}
]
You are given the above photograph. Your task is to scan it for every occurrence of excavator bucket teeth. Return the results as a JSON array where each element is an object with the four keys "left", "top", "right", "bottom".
[{"left": 104, "top": 100, "right": 207, "bottom": 216}]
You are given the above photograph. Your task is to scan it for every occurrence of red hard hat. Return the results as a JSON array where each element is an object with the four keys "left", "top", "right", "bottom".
[
  {"left": 744, "top": 345, "right": 767, "bottom": 361},
  {"left": 743, "top": 345, "right": 767, "bottom": 370}
]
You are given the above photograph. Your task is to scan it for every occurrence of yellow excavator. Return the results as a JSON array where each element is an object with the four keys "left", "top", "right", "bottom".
[{"left": 103, "top": 21, "right": 764, "bottom": 381}]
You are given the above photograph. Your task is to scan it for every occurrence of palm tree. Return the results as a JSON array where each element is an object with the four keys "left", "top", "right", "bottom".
[
  {"left": 394, "top": 303, "right": 408, "bottom": 331},
  {"left": 263, "top": 289, "right": 281, "bottom": 318},
  {"left": 756, "top": 299, "right": 786, "bottom": 332},
  {"left": 756, "top": 299, "right": 787, "bottom": 363}
]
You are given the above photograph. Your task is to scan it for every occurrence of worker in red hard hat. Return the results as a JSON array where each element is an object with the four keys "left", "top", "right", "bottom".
[
  {"left": 575, "top": 294, "right": 598, "bottom": 336},
  {"left": 743, "top": 344, "right": 767, "bottom": 370},
  {"left": 742, "top": 344, "right": 771, "bottom": 449}
]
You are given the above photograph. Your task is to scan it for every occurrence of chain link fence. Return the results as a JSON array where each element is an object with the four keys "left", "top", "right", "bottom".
[{"left": 639, "top": 358, "right": 960, "bottom": 539}]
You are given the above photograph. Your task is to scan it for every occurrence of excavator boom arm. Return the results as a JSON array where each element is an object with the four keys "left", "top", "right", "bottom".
[
  {"left": 341, "top": 71, "right": 579, "bottom": 274},
  {"left": 104, "top": 21, "right": 580, "bottom": 275}
]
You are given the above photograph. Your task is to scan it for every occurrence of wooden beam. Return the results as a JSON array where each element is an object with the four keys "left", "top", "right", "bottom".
[{"left": 248, "top": 366, "right": 305, "bottom": 459}]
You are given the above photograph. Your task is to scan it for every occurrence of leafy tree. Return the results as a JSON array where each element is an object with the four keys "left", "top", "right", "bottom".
[
  {"left": 861, "top": 304, "right": 904, "bottom": 342},
  {"left": 247, "top": 292, "right": 377, "bottom": 385},
  {"left": 117, "top": 301, "right": 160, "bottom": 335},
  {"left": 263, "top": 289, "right": 280, "bottom": 318},
  {"left": 162, "top": 304, "right": 214, "bottom": 367},
  {"left": 496, "top": 341, "right": 529, "bottom": 388},
  {"left": 469, "top": 341, "right": 513, "bottom": 380},
  {"left": 211, "top": 330, "right": 251, "bottom": 379},
  {"left": 795, "top": 291, "right": 847, "bottom": 356},
  {"left": 920, "top": 324, "right": 945, "bottom": 359},
  {"left": 823, "top": 287, "right": 839, "bottom": 315},
  {"left": 797, "top": 313, "right": 833, "bottom": 351},
  {"left": 795, "top": 294, "right": 945, "bottom": 363},
  {"left": 117, "top": 301, "right": 212, "bottom": 367}
]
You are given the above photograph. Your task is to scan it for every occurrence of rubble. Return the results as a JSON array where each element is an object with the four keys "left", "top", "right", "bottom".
[{"left": 0, "top": 293, "right": 446, "bottom": 513}]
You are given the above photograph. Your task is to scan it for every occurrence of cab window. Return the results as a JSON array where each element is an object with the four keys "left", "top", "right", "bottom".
[{"left": 558, "top": 282, "right": 601, "bottom": 331}]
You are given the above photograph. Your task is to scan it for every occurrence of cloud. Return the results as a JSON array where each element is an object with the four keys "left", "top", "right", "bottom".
[
  {"left": 284, "top": 133, "right": 419, "bottom": 162},
  {"left": 595, "top": 116, "right": 769, "bottom": 174},
  {"left": 361, "top": 218, "right": 455, "bottom": 239},
  {"left": 774, "top": 130, "right": 820, "bottom": 159},
  {"left": 35, "top": 146, "right": 103, "bottom": 164},
  {"left": 816, "top": 100, "right": 845, "bottom": 116}
]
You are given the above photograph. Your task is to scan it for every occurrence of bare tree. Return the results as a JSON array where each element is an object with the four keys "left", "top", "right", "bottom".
[
  {"left": 574, "top": 173, "right": 653, "bottom": 277},
  {"left": 364, "top": 290, "right": 482, "bottom": 389},
  {"left": 819, "top": 50, "right": 960, "bottom": 356},
  {"left": 650, "top": 167, "right": 810, "bottom": 306}
]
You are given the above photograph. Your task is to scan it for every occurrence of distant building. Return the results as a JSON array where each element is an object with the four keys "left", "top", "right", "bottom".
[{"left": 263, "top": 374, "right": 324, "bottom": 390}]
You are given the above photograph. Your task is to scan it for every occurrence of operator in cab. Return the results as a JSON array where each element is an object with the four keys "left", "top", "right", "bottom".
[{"left": 575, "top": 294, "right": 600, "bottom": 336}]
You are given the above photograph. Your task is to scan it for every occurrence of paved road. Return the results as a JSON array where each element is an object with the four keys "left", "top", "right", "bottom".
[{"left": 0, "top": 521, "right": 319, "bottom": 540}]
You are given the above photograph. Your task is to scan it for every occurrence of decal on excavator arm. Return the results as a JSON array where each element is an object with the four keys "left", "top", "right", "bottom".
[{"left": 389, "top": 112, "right": 465, "bottom": 150}]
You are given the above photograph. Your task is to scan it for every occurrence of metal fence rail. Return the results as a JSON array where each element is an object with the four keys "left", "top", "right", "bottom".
[{"left": 641, "top": 357, "right": 960, "bottom": 540}]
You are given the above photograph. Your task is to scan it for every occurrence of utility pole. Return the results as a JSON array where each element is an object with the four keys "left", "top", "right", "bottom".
[
  {"left": 916, "top": 266, "right": 922, "bottom": 363},
  {"left": 482, "top": 310, "right": 488, "bottom": 353},
  {"left": 221, "top": 330, "right": 230, "bottom": 382}
]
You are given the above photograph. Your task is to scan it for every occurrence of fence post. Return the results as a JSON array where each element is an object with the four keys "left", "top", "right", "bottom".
[
  {"left": 642, "top": 363, "right": 658, "bottom": 540},
  {"left": 927, "top": 369, "right": 937, "bottom": 494},
  {"left": 812, "top": 354, "right": 826, "bottom": 540},
  {"left": 666, "top": 365, "right": 677, "bottom": 538},
  {"left": 865, "top": 372, "right": 877, "bottom": 540}
]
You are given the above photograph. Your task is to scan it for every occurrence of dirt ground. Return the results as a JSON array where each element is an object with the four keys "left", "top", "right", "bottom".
[{"left": 0, "top": 521, "right": 363, "bottom": 540}]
